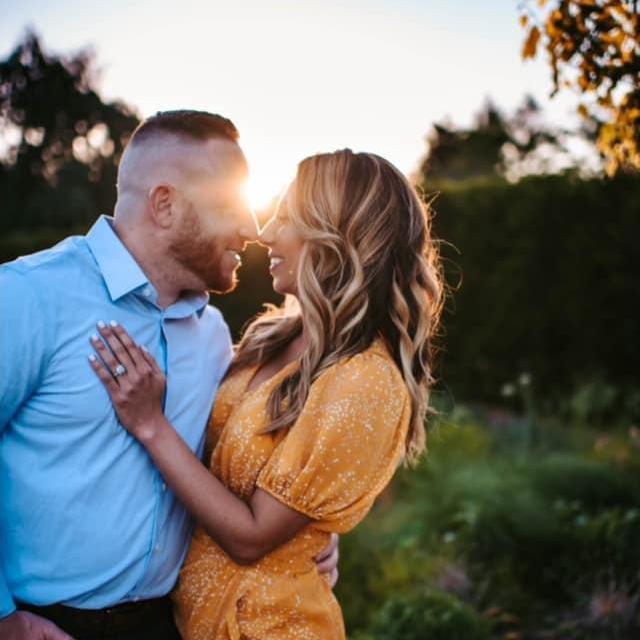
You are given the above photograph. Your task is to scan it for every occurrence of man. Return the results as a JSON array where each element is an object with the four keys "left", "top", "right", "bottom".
[{"left": 0, "top": 111, "right": 337, "bottom": 640}]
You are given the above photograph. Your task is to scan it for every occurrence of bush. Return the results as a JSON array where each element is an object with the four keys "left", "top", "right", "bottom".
[
  {"left": 530, "top": 454, "right": 639, "bottom": 511},
  {"left": 338, "top": 419, "right": 640, "bottom": 639},
  {"left": 429, "top": 172, "right": 640, "bottom": 419},
  {"left": 366, "top": 589, "right": 490, "bottom": 640}
]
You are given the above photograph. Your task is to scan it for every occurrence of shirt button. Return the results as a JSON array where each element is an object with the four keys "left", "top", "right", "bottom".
[
  {"left": 143, "top": 287, "right": 152, "bottom": 298},
  {"left": 161, "top": 482, "right": 167, "bottom": 491},
  {"left": 154, "top": 544, "right": 161, "bottom": 554}
]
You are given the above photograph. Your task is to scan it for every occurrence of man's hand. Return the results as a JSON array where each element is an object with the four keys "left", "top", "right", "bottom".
[
  {"left": 315, "top": 533, "right": 340, "bottom": 588},
  {"left": 0, "top": 610, "right": 74, "bottom": 640}
]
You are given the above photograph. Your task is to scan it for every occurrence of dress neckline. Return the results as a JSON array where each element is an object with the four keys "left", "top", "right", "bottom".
[
  {"left": 244, "top": 358, "right": 299, "bottom": 397},
  {"left": 241, "top": 336, "right": 391, "bottom": 398}
]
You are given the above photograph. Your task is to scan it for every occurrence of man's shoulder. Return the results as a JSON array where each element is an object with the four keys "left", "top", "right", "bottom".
[
  {"left": 1, "top": 234, "right": 93, "bottom": 284},
  {"left": 200, "top": 302, "right": 231, "bottom": 334}
]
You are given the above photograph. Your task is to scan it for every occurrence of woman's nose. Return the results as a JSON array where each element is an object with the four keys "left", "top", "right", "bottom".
[{"left": 258, "top": 216, "right": 276, "bottom": 245}]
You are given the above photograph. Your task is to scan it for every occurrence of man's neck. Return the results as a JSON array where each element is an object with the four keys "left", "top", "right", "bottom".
[{"left": 111, "top": 218, "right": 184, "bottom": 309}]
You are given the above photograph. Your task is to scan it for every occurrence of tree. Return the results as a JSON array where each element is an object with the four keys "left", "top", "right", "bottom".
[
  {"left": 0, "top": 32, "right": 140, "bottom": 231},
  {"left": 418, "top": 97, "right": 567, "bottom": 183},
  {"left": 519, "top": 0, "right": 640, "bottom": 175}
]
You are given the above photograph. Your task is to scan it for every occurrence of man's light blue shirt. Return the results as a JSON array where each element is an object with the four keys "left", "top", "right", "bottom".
[{"left": 0, "top": 216, "right": 233, "bottom": 617}]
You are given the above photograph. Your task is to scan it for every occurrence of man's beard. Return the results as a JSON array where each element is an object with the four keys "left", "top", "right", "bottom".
[{"left": 169, "top": 206, "right": 238, "bottom": 294}]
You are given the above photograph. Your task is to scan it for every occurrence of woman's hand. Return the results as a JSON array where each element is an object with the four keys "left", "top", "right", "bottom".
[{"left": 89, "top": 321, "right": 166, "bottom": 442}]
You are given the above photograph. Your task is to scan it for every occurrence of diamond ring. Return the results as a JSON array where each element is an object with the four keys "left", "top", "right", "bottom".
[{"left": 114, "top": 364, "right": 127, "bottom": 377}]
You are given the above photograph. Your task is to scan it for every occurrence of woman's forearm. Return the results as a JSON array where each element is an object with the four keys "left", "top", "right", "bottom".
[{"left": 138, "top": 417, "right": 309, "bottom": 564}]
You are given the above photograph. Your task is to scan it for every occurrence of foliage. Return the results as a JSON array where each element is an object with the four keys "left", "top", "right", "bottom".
[
  {"left": 362, "top": 589, "right": 491, "bottom": 640},
  {"left": 337, "top": 417, "right": 640, "bottom": 639},
  {"left": 417, "top": 97, "right": 569, "bottom": 182},
  {"left": 0, "top": 32, "right": 140, "bottom": 231},
  {"left": 519, "top": 0, "right": 640, "bottom": 175},
  {"left": 424, "top": 171, "right": 640, "bottom": 420}
]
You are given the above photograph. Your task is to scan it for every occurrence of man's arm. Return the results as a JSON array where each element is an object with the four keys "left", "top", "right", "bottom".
[
  {"left": 0, "top": 268, "right": 48, "bottom": 616},
  {"left": 0, "top": 268, "right": 70, "bottom": 639}
]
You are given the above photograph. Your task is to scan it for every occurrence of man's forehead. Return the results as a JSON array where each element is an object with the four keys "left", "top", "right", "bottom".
[
  {"left": 177, "top": 137, "right": 248, "bottom": 180},
  {"left": 130, "top": 134, "right": 245, "bottom": 185}
]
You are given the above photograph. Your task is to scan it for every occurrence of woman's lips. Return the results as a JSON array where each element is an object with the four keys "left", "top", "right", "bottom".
[{"left": 269, "top": 256, "right": 284, "bottom": 272}]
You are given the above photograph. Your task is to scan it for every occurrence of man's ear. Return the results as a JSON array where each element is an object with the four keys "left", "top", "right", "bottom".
[{"left": 148, "top": 184, "right": 177, "bottom": 229}]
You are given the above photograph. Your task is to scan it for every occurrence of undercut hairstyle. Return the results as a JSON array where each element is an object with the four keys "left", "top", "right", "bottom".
[
  {"left": 127, "top": 110, "right": 239, "bottom": 146},
  {"left": 228, "top": 149, "right": 444, "bottom": 466}
]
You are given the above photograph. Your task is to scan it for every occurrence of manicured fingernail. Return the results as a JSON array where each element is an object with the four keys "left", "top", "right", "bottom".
[
  {"left": 97, "top": 321, "right": 106, "bottom": 329},
  {"left": 110, "top": 320, "right": 118, "bottom": 327},
  {"left": 89, "top": 354, "right": 97, "bottom": 362},
  {"left": 141, "top": 345, "right": 149, "bottom": 352},
  {"left": 91, "top": 334, "right": 99, "bottom": 342}
]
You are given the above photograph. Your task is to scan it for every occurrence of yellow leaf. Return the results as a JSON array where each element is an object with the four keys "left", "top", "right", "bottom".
[
  {"left": 577, "top": 104, "right": 589, "bottom": 118},
  {"left": 522, "top": 26, "right": 541, "bottom": 59},
  {"left": 537, "top": 0, "right": 547, "bottom": 7},
  {"left": 520, "top": 14, "right": 528, "bottom": 28}
]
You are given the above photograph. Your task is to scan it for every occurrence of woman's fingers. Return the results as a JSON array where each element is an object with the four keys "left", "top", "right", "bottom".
[
  {"left": 106, "top": 321, "right": 143, "bottom": 368},
  {"left": 90, "top": 331, "right": 126, "bottom": 379},
  {"left": 88, "top": 354, "right": 120, "bottom": 395},
  {"left": 140, "top": 345, "right": 163, "bottom": 374},
  {"left": 95, "top": 321, "right": 137, "bottom": 374},
  {"left": 90, "top": 321, "right": 161, "bottom": 384}
]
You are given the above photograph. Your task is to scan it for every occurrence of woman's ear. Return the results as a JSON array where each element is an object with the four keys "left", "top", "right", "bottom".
[{"left": 148, "top": 183, "right": 177, "bottom": 229}]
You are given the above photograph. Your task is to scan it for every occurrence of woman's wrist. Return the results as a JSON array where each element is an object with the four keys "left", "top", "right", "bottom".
[{"left": 134, "top": 414, "right": 170, "bottom": 447}]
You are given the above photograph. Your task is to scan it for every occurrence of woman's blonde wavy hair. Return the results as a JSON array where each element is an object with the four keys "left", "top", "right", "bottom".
[{"left": 227, "top": 149, "right": 444, "bottom": 465}]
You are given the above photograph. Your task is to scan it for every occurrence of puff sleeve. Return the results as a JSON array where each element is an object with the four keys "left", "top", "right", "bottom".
[{"left": 256, "top": 350, "right": 411, "bottom": 533}]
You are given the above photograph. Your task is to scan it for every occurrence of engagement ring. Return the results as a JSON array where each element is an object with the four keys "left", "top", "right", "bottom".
[{"left": 114, "top": 364, "right": 127, "bottom": 377}]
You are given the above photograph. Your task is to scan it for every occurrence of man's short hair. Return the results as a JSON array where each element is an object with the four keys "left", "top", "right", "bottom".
[{"left": 128, "top": 110, "right": 239, "bottom": 146}]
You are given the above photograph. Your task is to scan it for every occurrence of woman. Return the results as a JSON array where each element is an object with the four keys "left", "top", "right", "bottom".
[{"left": 89, "top": 149, "right": 443, "bottom": 639}]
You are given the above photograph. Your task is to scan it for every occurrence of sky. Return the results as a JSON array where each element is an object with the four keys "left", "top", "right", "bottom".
[{"left": 0, "top": 0, "right": 582, "bottom": 208}]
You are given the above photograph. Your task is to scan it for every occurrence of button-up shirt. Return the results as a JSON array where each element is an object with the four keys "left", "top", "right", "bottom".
[{"left": 0, "top": 216, "right": 233, "bottom": 617}]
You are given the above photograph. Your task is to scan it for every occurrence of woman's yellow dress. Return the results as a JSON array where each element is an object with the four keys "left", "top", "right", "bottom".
[{"left": 172, "top": 338, "right": 410, "bottom": 640}]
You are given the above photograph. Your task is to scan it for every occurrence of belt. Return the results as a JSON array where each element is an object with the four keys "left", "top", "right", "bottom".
[{"left": 17, "top": 595, "right": 175, "bottom": 637}]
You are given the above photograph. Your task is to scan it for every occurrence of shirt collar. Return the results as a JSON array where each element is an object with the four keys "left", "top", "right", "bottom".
[
  {"left": 86, "top": 215, "right": 150, "bottom": 302},
  {"left": 86, "top": 215, "right": 211, "bottom": 317},
  {"left": 165, "top": 290, "right": 211, "bottom": 319}
]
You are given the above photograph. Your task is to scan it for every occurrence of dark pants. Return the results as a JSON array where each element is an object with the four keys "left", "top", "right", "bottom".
[{"left": 18, "top": 597, "right": 181, "bottom": 640}]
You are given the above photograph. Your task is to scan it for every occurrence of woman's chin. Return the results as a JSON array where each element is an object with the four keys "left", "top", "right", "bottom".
[
  {"left": 270, "top": 277, "right": 294, "bottom": 296},
  {"left": 271, "top": 279, "right": 285, "bottom": 295}
]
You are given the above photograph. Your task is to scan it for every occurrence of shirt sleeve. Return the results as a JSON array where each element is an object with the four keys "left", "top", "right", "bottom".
[
  {"left": 0, "top": 266, "right": 52, "bottom": 616},
  {"left": 256, "top": 350, "right": 410, "bottom": 533},
  {"left": 0, "top": 267, "right": 51, "bottom": 430},
  {"left": 0, "top": 575, "right": 15, "bottom": 619}
]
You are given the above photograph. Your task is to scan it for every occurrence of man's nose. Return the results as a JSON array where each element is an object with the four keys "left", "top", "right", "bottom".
[{"left": 238, "top": 206, "right": 259, "bottom": 242}]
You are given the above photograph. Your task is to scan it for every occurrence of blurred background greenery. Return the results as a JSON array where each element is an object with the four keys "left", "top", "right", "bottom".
[{"left": 2, "top": 2, "right": 639, "bottom": 636}]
